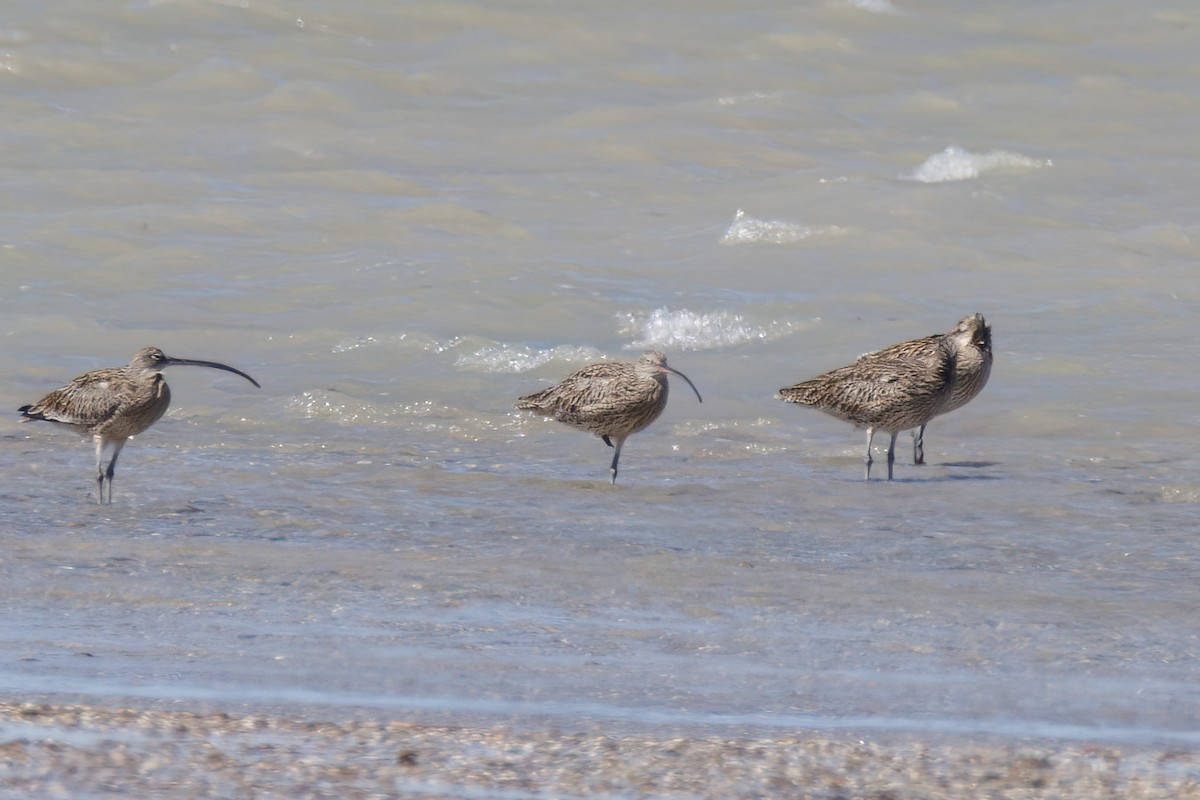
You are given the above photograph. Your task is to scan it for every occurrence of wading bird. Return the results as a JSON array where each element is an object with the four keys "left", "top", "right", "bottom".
[
  {"left": 19, "top": 347, "right": 260, "bottom": 504},
  {"left": 517, "top": 350, "right": 702, "bottom": 484},
  {"left": 910, "top": 313, "right": 992, "bottom": 464},
  {"left": 778, "top": 327, "right": 959, "bottom": 480}
]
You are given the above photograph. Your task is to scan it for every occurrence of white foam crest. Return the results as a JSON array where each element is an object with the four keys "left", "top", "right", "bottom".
[
  {"left": 331, "top": 332, "right": 455, "bottom": 354},
  {"left": 905, "top": 146, "right": 1051, "bottom": 183},
  {"left": 331, "top": 336, "right": 383, "bottom": 354},
  {"left": 286, "top": 390, "right": 437, "bottom": 425},
  {"left": 843, "top": 0, "right": 901, "bottom": 13},
  {"left": 455, "top": 343, "right": 606, "bottom": 373},
  {"left": 716, "top": 91, "right": 773, "bottom": 106},
  {"left": 720, "top": 209, "right": 844, "bottom": 245},
  {"left": 619, "top": 307, "right": 805, "bottom": 352}
]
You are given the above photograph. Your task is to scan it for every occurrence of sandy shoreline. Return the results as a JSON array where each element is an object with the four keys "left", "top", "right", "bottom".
[{"left": 1, "top": 700, "right": 1197, "bottom": 798}]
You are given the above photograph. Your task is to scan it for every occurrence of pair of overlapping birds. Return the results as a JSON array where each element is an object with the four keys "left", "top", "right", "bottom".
[{"left": 18, "top": 314, "right": 991, "bottom": 504}]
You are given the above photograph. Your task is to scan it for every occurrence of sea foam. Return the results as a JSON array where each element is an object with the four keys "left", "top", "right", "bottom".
[
  {"left": 456, "top": 344, "right": 606, "bottom": 373},
  {"left": 905, "top": 146, "right": 1051, "bottom": 183},
  {"left": 843, "top": 0, "right": 901, "bottom": 13},
  {"left": 619, "top": 307, "right": 806, "bottom": 351},
  {"left": 720, "top": 209, "right": 843, "bottom": 245},
  {"left": 456, "top": 309, "right": 806, "bottom": 371}
]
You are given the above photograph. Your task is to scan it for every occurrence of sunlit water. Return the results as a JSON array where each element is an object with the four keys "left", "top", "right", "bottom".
[{"left": 2, "top": 0, "right": 1199, "bottom": 744}]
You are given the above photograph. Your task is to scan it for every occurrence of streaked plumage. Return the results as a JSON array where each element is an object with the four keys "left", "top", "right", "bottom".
[
  {"left": 778, "top": 329, "right": 957, "bottom": 480},
  {"left": 19, "top": 347, "right": 260, "bottom": 504},
  {"left": 911, "top": 313, "right": 992, "bottom": 464},
  {"left": 516, "top": 350, "right": 702, "bottom": 484}
]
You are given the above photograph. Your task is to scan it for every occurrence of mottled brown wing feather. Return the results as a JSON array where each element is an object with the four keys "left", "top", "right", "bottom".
[
  {"left": 517, "top": 360, "right": 667, "bottom": 437},
  {"left": 20, "top": 368, "right": 128, "bottom": 431},
  {"left": 780, "top": 344, "right": 954, "bottom": 431},
  {"left": 518, "top": 364, "right": 633, "bottom": 422}
]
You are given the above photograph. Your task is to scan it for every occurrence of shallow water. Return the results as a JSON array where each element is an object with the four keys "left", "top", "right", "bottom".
[{"left": 2, "top": 0, "right": 1200, "bottom": 744}]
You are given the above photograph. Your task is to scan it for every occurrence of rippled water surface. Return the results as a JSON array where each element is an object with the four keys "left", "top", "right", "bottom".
[{"left": 2, "top": 0, "right": 1199, "bottom": 743}]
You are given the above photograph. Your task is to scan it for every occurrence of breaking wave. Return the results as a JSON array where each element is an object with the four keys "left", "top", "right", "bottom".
[
  {"left": 455, "top": 344, "right": 607, "bottom": 373},
  {"left": 720, "top": 209, "right": 844, "bottom": 245},
  {"left": 905, "top": 146, "right": 1051, "bottom": 183},
  {"left": 618, "top": 307, "right": 809, "bottom": 351}
]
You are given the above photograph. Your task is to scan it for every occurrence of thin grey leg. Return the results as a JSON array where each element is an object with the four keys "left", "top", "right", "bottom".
[
  {"left": 864, "top": 427, "right": 876, "bottom": 481},
  {"left": 94, "top": 437, "right": 126, "bottom": 505},
  {"left": 886, "top": 431, "right": 898, "bottom": 481},
  {"left": 93, "top": 436, "right": 106, "bottom": 505},
  {"left": 104, "top": 442, "right": 125, "bottom": 505},
  {"left": 913, "top": 424, "right": 927, "bottom": 465},
  {"left": 609, "top": 437, "right": 625, "bottom": 485}
]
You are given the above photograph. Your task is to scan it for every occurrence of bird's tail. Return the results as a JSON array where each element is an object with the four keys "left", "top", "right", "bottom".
[
  {"left": 776, "top": 381, "right": 821, "bottom": 405},
  {"left": 515, "top": 389, "right": 552, "bottom": 411},
  {"left": 17, "top": 404, "right": 45, "bottom": 422}
]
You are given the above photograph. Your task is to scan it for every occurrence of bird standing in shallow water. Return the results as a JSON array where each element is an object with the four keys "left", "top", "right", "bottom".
[
  {"left": 910, "top": 313, "right": 992, "bottom": 465},
  {"left": 19, "top": 347, "right": 260, "bottom": 504},
  {"left": 516, "top": 350, "right": 702, "bottom": 484},
  {"left": 778, "top": 328, "right": 957, "bottom": 480}
]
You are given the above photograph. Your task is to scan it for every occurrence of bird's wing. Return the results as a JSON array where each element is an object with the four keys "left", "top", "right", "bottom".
[
  {"left": 857, "top": 333, "right": 941, "bottom": 364},
  {"left": 780, "top": 356, "right": 940, "bottom": 425},
  {"left": 854, "top": 349, "right": 952, "bottom": 390},
  {"left": 517, "top": 364, "right": 636, "bottom": 423},
  {"left": 20, "top": 370, "right": 127, "bottom": 429}
]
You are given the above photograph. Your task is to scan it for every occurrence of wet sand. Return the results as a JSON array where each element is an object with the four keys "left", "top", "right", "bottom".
[{"left": 1, "top": 700, "right": 1197, "bottom": 798}]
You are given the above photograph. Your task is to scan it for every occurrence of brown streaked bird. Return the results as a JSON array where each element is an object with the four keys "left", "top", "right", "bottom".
[
  {"left": 911, "top": 313, "right": 992, "bottom": 465},
  {"left": 18, "top": 347, "right": 260, "bottom": 504},
  {"left": 778, "top": 329, "right": 957, "bottom": 481},
  {"left": 516, "top": 350, "right": 702, "bottom": 484}
]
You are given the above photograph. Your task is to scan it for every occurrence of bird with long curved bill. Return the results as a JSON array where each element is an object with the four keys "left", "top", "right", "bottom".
[
  {"left": 778, "top": 329, "right": 959, "bottom": 481},
  {"left": 517, "top": 350, "right": 702, "bottom": 484},
  {"left": 19, "top": 347, "right": 261, "bottom": 504}
]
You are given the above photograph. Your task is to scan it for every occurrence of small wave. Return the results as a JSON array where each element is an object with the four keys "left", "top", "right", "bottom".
[
  {"left": 331, "top": 332, "right": 453, "bottom": 355},
  {"left": 905, "top": 146, "right": 1051, "bottom": 183},
  {"left": 456, "top": 344, "right": 606, "bottom": 373},
  {"left": 720, "top": 209, "right": 844, "bottom": 245},
  {"left": 286, "top": 390, "right": 437, "bottom": 425},
  {"left": 1161, "top": 485, "right": 1200, "bottom": 505},
  {"left": 716, "top": 91, "right": 774, "bottom": 106},
  {"left": 618, "top": 307, "right": 808, "bottom": 351},
  {"left": 332, "top": 335, "right": 387, "bottom": 354},
  {"left": 286, "top": 390, "right": 520, "bottom": 440},
  {"left": 457, "top": 309, "right": 809, "bottom": 369},
  {"left": 842, "top": 0, "right": 901, "bottom": 13}
]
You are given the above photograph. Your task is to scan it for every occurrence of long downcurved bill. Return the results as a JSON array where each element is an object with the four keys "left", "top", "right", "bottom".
[
  {"left": 164, "top": 357, "right": 261, "bottom": 388},
  {"left": 662, "top": 366, "right": 702, "bottom": 403}
]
